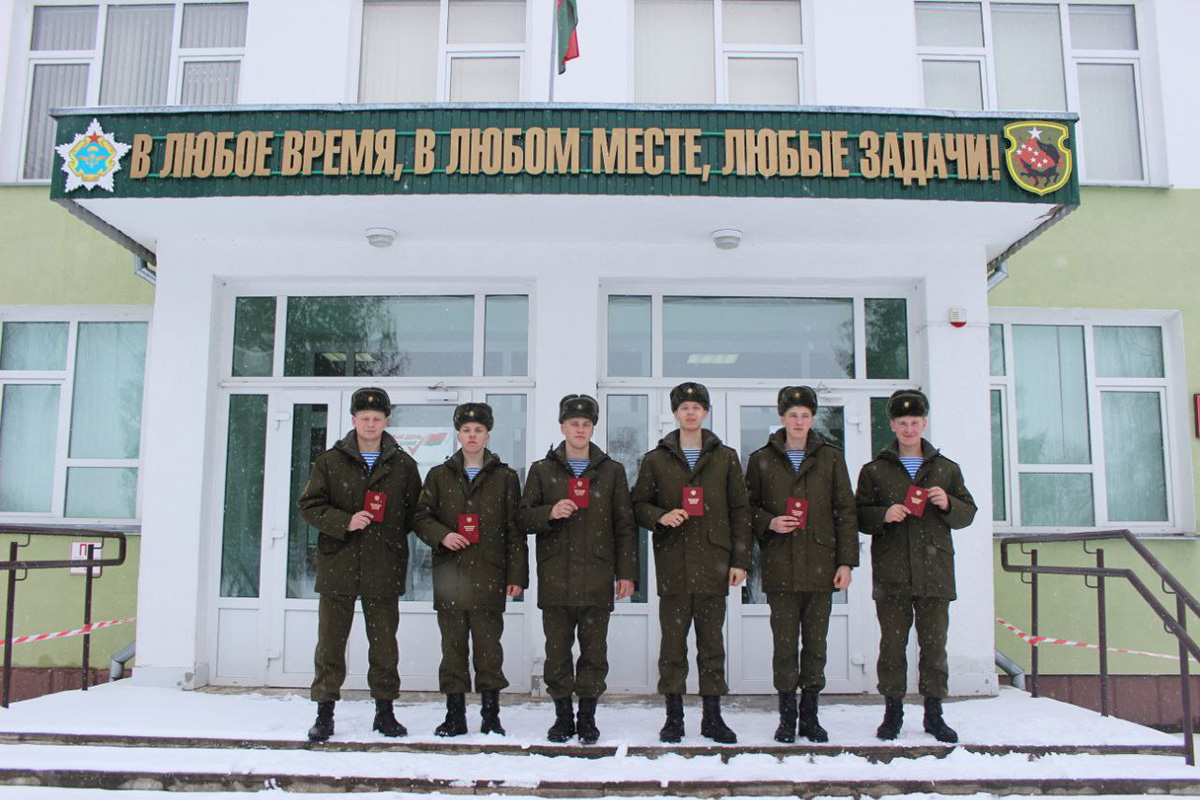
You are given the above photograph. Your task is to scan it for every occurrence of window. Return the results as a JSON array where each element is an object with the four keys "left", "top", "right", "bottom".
[
  {"left": 359, "top": 0, "right": 527, "bottom": 102},
  {"left": 989, "top": 313, "right": 1180, "bottom": 530},
  {"left": 635, "top": 0, "right": 804, "bottom": 104},
  {"left": 915, "top": 1, "right": 1148, "bottom": 183},
  {"left": 0, "top": 312, "right": 150, "bottom": 520},
  {"left": 605, "top": 292, "right": 909, "bottom": 382},
  {"left": 22, "top": 2, "right": 248, "bottom": 180},
  {"left": 229, "top": 293, "right": 532, "bottom": 379}
]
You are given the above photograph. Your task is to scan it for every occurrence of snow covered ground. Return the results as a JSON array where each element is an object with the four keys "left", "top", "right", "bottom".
[{"left": 0, "top": 684, "right": 1195, "bottom": 798}]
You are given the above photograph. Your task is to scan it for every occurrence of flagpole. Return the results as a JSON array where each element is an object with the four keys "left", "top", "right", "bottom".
[{"left": 549, "top": 0, "right": 558, "bottom": 102}]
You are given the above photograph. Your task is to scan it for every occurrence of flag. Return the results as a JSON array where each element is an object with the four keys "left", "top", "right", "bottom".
[{"left": 557, "top": 0, "right": 579, "bottom": 74}]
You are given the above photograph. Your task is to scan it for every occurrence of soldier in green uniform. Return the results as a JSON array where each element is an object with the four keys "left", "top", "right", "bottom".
[
  {"left": 519, "top": 394, "right": 639, "bottom": 744},
  {"left": 746, "top": 386, "right": 858, "bottom": 743},
  {"left": 855, "top": 389, "right": 977, "bottom": 743},
  {"left": 632, "top": 382, "right": 752, "bottom": 744},
  {"left": 298, "top": 387, "right": 422, "bottom": 742},
  {"left": 413, "top": 402, "right": 529, "bottom": 737}
]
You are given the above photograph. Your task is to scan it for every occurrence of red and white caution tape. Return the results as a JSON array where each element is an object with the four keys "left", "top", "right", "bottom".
[
  {"left": 0, "top": 617, "right": 135, "bottom": 646},
  {"left": 997, "top": 617, "right": 1198, "bottom": 663}
]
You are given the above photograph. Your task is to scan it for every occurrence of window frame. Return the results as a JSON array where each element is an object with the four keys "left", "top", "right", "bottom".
[
  {"left": 989, "top": 308, "right": 1191, "bottom": 535},
  {"left": 14, "top": 0, "right": 249, "bottom": 184},
  {"left": 355, "top": 0, "right": 530, "bottom": 104},
  {"left": 632, "top": 0, "right": 812, "bottom": 105},
  {"left": 914, "top": 0, "right": 1161, "bottom": 187},
  {"left": 0, "top": 305, "right": 152, "bottom": 524}
]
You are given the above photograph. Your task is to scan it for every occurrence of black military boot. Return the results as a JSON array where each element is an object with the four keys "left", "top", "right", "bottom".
[
  {"left": 659, "top": 694, "right": 685, "bottom": 743},
  {"left": 307, "top": 700, "right": 335, "bottom": 742},
  {"left": 480, "top": 689, "right": 506, "bottom": 735},
  {"left": 576, "top": 697, "right": 600, "bottom": 744},
  {"left": 372, "top": 699, "right": 408, "bottom": 737},
  {"left": 773, "top": 691, "right": 797, "bottom": 744},
  {"left": 700, "top": 695, "right": 738, "bottom": 744},
  {"left": 798, "top": 689, "right": 829, "bottom": 743},
  {"left": 435, "top": 693, "right": 468, "bottom": 737},
  {"left": 547, "top": 696, "right": 576, "bottom": 743},
  {"left": 923, "top": 696, "right": 958, "bottom": 743},
  {"left": 876, "top": 696, "right": 904, "bottom": 740}
]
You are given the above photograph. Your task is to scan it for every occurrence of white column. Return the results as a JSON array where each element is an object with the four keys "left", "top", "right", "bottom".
[
  {"left": 132, "top": 244, "right": 220, "bottom": 689},
  {"left": 921, "top": 250, "right": 997, "bottom": 697}
]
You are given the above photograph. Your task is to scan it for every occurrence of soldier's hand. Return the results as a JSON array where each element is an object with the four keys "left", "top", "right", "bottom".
[
  {"left": 550, "top": 499, "right": 578, "bottom": 520},
  {"left": 883, "top": 504, "right": 910, "bottom": 524},
  {"left": 615, "top": 579, "right": 635, "bottom": 600},
  {"left": 769, "top": 515, "right": 800, "bottom": 534},
  {"left": 506, "top": 584, "right": 523, "bottom": 598},
  {"left": 659, "top": 509, "right": 689, "bottom": 527},
  {"left": 442, "top": 532, "right": 471, "bottom": 551},
  {"left": 927, "top": 486, "right": 950, "bottom": 511},
  {"left": 833, "top": 565, "right": 852, "bottom": 590},
  {"left": 348, "top": 510, "right": 374, "bottom": 531},
  {"left": 729, "top": 567, "right": 747, "bottom": 586}
]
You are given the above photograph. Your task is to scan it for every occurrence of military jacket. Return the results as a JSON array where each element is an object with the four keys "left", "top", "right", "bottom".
[
  {"left": 631, "top": 429, "right": 752, "bottom": 597},
  {"left": 412, "top": 449, "right": 530, "bottom": 611},
  {"left": 746, "top": 429, "right": 859, "bottom": 593},
  {"left": 298, "top": 430, "right": 421, "bottom": 597},
  {"left": 518, "top": 443, "right": 639, "bottom": 610},
  {"left": 854, "top": 439, "right": 977, "bottom": 600}
]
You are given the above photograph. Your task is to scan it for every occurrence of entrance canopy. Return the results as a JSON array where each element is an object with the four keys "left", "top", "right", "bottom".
[{"left": 48, "top": 104, "right": 1079, "bottom": 270}]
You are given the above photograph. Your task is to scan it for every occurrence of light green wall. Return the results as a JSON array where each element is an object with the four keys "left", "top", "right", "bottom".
[
  {"left": 0, "top": 535, "right": 139, "bottom": 669},
  {"left": 1, "top": 187, "right": 150, "bottom": 670},
  {"left": 0, "top": 187, "right": 154, "bottom": 305},
  {"left": 990, "top": 186, "right": 1200, "bottom": 676}
]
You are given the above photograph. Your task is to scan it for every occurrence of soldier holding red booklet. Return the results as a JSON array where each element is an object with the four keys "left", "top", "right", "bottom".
[
  {"left": 413, "top": 402, "right": 528, "bottom": 738},
  {"left": 297, "top": 387, "right": 421, "bottom": 742},
  {"left": 854, "top": 389, "right": 977, "bottom": 744}
]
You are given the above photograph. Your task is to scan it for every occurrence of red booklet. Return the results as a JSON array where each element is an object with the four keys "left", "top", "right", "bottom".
[
  {"left": 458, "top": 513, "right": 480, "bottom": 544},
  {"left": 364, "top": 491, "right": 387, "bottom": 523},
  {"left": 568, "top": 477, "right": 590, "bottom": 508},
  {"left": 787, "top": 497, "right": 809, "bottom": 530},
  {"left": 682, "top": 487, "right": 704, "bottom": 517},
  {"left": 904, "top": 485, "right": 927, "bottom": 517}
]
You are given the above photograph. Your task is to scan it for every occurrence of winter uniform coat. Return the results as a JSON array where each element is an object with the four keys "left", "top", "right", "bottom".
[
  {"left": 412, "top": 449, "right": 530, "bottom": 611},
  {"left": 854, "top": 439, "right": 977, "bottom": 600},
  {"left": 518, "top": 443, "right": 639, "bottom": 610},
  {"left": 746, "top": 428, "right": 859, "bottom": 593},
  {"left": 298, "top": 430, "right": 422, "bottom": 597},
  {"left": 631, "top": 429, "right": 752, "bottom": 596}
]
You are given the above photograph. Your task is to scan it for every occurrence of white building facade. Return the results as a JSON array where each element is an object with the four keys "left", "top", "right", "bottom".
[{"left": 3, "top": 0, "right": 1192, "bottom": 699}]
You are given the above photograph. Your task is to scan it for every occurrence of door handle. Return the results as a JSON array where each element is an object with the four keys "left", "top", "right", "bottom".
[{"left": 272, "top": 411, "right": 291, "bottom": 429}]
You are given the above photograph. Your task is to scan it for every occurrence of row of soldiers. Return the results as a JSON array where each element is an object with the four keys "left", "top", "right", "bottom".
[{"left": 297, "top": 382, "right": 976, "bottom": 744}]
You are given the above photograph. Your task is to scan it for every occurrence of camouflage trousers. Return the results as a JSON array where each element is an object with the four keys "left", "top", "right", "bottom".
[
  {"left": 542, "top": 605, "right": 611, "bottom": 700},
  {"left": 875, "top": 596, "right": 951, "bottom": 699},
  {"left": 767, "top": 590, "right": 834, "bottom": 693},
  {"left": 311, "top": 593, "right": 400, "bottom": 702}
]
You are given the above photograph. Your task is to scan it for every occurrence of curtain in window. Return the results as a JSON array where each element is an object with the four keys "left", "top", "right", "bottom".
[
  {"left": 922, "top": 60, "right": 983, "bottom": 110},
  {"left": 69, "top": 322, "right": 148, "bottom": 459},
  {"left": 181, "top": 61, "right": 240, "bottom": 104},
  {"left": 1102, "top": 391, "right": 1167, "bottom": 522},
  {"left": 447, "top": 0, "right": 526, "bottom": 43},
  {"left": 31, "top": 5, "right": 98, "bottom": 50},
  {"left": 24, "top": 64, "right": 89, "bottom": 180},
  {"left": 100, "top": 5, "right": 175, "bottom": 106},
  {"left": 65, "top": 467, "right": 138, "bottom": 518},
  {"left": 1077, "top": 63, "right": 1143, "bottom": 181},
  {"left": 0, "top": 322, "right": 68, "bottom": 370},
  {"left": 1069, "top": 4, "right": 1137, "bottom": 50},
  {"left": 915, "top": 1, "right": 983, "bottom": 47},
  {"left": 728, "top": 58, "right": 799, "bottom": 104},
  {"left": 449, "top": 56, "right": 521, "bottom": 101},
  {"left": 360, "top": 0, "right": 439, "bottom": 102},
  {"left": 723, "top": 0, "right": 800, "bottom": 45},
  {"left": 181, "top": 2, "right": 248, "bottom": 48},
  {"left": 635, "top": 0, "right": 715, "bottom": 103},
  {"left": 991, "top": 4, "right": 1066, "bottom": 110},
  {"left": 1013, "top": 325, "right": 1090, "bottom": 464},
  {"left": 0, "top": 385, "right": 60, "bottom": 513}
]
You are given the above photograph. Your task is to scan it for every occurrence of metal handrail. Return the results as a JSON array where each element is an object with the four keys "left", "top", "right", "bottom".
[
  {"left": 1000, "top": 529, "right": 1198, "bottom": 765},
  {"left": 0, "top": 526, "right": 129, "bottom": 708}
]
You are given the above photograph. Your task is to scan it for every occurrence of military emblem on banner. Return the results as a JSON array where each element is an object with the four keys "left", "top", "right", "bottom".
[
  {"left": 55, "top": 118, "right": 131, "bottom": 192},
  {"left": 1003, "top": 121, "right": 1072, "bottom": 196}
]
